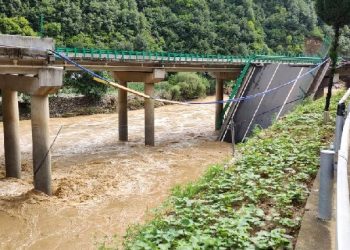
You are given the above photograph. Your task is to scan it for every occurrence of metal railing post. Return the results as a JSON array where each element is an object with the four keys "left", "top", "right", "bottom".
[{"left": 318, "top": 149, "right": 335, "bottom": 220}]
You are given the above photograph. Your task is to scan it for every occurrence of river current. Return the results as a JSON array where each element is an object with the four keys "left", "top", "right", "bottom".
[{"left": 0, "top": 96, "right": 231, "bottom": 249}]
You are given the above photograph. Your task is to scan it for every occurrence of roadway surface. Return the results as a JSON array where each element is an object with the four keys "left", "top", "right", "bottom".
[{"left": 221, "top": 63, "right": 319, "bottom": 142}]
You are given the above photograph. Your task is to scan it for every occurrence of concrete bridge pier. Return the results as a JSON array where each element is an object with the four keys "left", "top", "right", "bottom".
[
  {"left": 31, "top": 95, "right": 51, "bottom": 194},
  {"left": 2, "top": 89, "right": 21, "bottom": 178},
  {"left": 0, "top": 35, "right": 63, "bottom": 194},
  {"left": 114, "top": 70, "right": 165, "bottom": 146},
  {"left": 29, "top": 68, "right": 63, "bottom": 195},
  {"left": 0, "top": 66, "right": 63, "bottom": 194}
]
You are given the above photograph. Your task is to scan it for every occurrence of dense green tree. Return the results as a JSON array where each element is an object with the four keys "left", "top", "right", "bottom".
[
  {"left": 0, "top": 0, "right": 329, "bottom": 56},
  {"left": 0, "top": 16, "right": 36, "bottom": 36},
  {"left": 0, "top": 0, "right": 345, "bottom": 99},
  {"left": 316, "top": 0, "right": 350, "bottom": 111},
  {"left": 339, "top": 26, "right": 350, "bottom": 56},
  {"left": 0, "top": 0, "right": 23, "bottom": 17}
]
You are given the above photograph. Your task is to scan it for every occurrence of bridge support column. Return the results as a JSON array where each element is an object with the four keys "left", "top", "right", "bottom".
[
  {"left": 210, "top": 72, "right": 239, "bottom": 131},
  {"left": 145, "top": 83, "right": 155, "bottom": 146},
  {"left": 113, "top": 70, "right": 165, "bottom": 146},
  {"left": 31, "top": 95, "right": 51, "bottom": 195},
  {"left": 2, "top": 89, "right": 21, "bottom": 178},
  {"left": 118, "top": 81, "right": 128, "bottom": 141},
  {"left": 215, "top": 79, "right": 224, "bottom": 130}
]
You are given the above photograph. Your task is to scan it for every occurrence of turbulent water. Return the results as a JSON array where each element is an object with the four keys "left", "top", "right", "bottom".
[{"left": 0, "top": 96, "right": 232, "bottom": 249}]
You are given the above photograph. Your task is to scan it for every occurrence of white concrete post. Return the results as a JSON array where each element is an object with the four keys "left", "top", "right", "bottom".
[
  {"left": 2, "top": 89, "right": 21, "bottom": 178},
  {"left": 318, "top": 149, "right": 335, "bottom": 220},
  {"left": 31, "top": 95, "right": 51, "bottom": 195}
]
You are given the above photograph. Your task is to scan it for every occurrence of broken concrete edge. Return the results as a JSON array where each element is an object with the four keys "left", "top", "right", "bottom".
[
  {"left": 0, "top": 34, "right": 54, "bottom": 51},
  {"left": 0, "top": 34, "right": 54, "bottom": 59}
]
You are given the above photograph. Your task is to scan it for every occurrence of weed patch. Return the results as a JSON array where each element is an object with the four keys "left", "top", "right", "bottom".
[{"left": 122, "top": 94, "right": 341, "bottom": 249}]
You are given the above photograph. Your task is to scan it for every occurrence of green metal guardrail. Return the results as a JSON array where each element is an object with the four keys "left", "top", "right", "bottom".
[{"left": 55, "top": 47, "right": 322, "bottom": 64}]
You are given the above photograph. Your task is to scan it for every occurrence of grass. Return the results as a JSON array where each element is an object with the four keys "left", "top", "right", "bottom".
[{"left": 112, "top": 93, "right": 341, "bottom": 249}]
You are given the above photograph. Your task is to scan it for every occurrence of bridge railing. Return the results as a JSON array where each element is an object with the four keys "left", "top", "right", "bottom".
[
  {"left": 335, "top": 89, "right": 350, "bottom": 250},
  {"left": 318, "top": 89, "right": 350, "bottom": 250},
  {"left": 55, "top": 47, "right": 322, "bottom": 65}
]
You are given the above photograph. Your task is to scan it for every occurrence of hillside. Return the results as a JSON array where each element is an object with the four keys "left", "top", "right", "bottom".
[{"left": 0, "top": 0, "right": 329, "bottom": 55}]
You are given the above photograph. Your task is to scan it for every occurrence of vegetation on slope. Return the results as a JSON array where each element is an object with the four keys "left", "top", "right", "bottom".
[
  {"left": 122, "top": 93, "right": 341, "bottom": 249},
  {"left": 1, "top": 1, "right": 349, "bottom": 103},
  {"left": 0, "top": 0, "right": 338, "bottom": 55}
]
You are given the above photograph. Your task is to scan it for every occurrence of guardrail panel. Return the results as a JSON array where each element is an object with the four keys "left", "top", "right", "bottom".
[
  {"left": 335, "top": 90, "right": 350, "bottom": 250},
  {"left": 54, "top": 47, "right": 322, "bottom": 65}
]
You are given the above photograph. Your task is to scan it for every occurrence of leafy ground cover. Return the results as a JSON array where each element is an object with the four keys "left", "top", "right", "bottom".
[{"left": 122, "top": 93, "right": 342, "bottom": 250}]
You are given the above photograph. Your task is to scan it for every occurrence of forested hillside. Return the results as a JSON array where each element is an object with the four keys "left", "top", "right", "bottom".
[{"left": 0, "top": 0, "right": 333, "bottom": 55}]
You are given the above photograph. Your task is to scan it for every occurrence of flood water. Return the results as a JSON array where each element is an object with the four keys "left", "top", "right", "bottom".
[{"left": 0, "top": 96, "right": 232, "bottom": 249}]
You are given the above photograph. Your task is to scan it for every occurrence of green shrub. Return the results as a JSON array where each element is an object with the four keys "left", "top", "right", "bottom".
[
  {"left": 0, "top": 16, "right": 36, "bottom": 36},
  {"left": 64, "top": 71, "right": 110, "bottom": 100},
  {"left": 169, "top": 85, "right": 181, "bottom": 100},
  {"left": 166, "top": 72, "right": 209, "bottom": 101}
]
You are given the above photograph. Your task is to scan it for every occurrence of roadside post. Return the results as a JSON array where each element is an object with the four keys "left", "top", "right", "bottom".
[{"left": 318, "top": 149, "right": 335, "bottom": 220}]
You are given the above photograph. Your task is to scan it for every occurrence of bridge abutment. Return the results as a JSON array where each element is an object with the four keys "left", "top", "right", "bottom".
[{"left": 2, "top": 89, "right": 21, "bottom": 178}]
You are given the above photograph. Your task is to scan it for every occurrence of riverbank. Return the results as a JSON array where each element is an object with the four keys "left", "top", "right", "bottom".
[
  {"left": 14, "top": 94, "right": 168, "bottom": 119},
  {"left": 124, "top": 94, "right": 340, "bottom": 249}
]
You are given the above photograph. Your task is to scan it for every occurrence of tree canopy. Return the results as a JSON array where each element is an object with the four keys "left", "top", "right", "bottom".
[
  {"left": 315, "top": 0, "right": 350, "bottom": 111},
  {"left": 316, "top": 0, "right": 350, "bottom": 28},
  {"left": 0, "top": 16, "right": 36, "bottom": 36},
  {"left": 0, "top": 0, "right": 332, "bottom": 56}
]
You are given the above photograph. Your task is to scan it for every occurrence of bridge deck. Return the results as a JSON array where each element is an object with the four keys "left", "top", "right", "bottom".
[
  {"left": 0, "top": 43, "right": 323, "bottom": 73},
  {"left": 53, "top": 48, "right": 322, "bottom": 72}
]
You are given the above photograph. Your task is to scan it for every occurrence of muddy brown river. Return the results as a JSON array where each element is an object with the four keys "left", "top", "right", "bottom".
[{"left": 0, "top": 96, "right": 232, "bottom": 249}]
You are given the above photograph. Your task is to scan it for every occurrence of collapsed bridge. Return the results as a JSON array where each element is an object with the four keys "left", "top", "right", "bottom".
[
  {"left": 0, "top": 34, "right": 340, "bottom": 194},
  {"left": 218, "top": 59, "right": 330, "bottom": 143}
]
